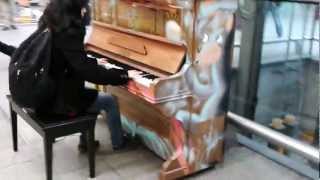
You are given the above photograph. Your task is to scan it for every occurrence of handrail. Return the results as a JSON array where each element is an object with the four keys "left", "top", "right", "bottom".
[
  {"left": 272, "top": 0, "right": 320, "bottom": 4},
  {"left": 227, "top": 111, "right": 320, "bottom": 164}
]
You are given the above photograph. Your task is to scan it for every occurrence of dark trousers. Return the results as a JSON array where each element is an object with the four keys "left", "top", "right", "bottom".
[{"left": 82, "top": 92, "right": 124, "bottom": 148}]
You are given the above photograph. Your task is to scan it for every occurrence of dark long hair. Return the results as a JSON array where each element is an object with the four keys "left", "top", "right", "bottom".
[{"left": 39, "top": 0, "right": 89, "bottom": 32}]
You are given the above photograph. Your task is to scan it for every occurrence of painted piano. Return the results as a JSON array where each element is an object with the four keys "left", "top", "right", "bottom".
[{"left": 85, "top": 0, "right": 236, "bottom": 179}]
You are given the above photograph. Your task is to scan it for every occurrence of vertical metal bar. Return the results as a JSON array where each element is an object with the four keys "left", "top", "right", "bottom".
[
  {"left": 301, "top": 4, "right": 309, "bottom": 59},
  {"left": 309, "top": 6, "right": 317, "bottom": 56},
  {"left": 286, "top": 4, "right": 295, "bottom": 61},
  {"left": 232, "top": 1, "right": 264, "bottom": 119}
]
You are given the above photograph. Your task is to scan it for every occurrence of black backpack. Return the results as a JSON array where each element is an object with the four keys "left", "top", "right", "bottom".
[{"left": 9, "top": 28, "right": 56, "bottom": 109}]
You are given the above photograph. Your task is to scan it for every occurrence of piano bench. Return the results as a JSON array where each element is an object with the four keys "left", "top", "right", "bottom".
[{"left": 6, "top": 95, "right": 97, "bottom": 180}]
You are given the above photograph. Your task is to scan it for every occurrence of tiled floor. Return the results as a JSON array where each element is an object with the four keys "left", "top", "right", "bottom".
[
  {"left": 0, "top": 25, "right": 311, "bottom": 180},
  {"left": 0, "top": 114, "right": 310, "bottom": 180}
]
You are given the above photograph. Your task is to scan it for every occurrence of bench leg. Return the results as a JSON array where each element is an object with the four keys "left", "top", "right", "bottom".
[
  {"left": 9, "top": 104, "right": 18, "bottom": 152},
  {"left": 44, "top": 136, "right": 53, "bottom": 180},
  {"left": 87, "top": 128, "right": 95, "bottom": 178}
]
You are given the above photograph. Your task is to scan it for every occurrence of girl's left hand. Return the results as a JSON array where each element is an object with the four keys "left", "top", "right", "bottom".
[{"left": 97, "top": 58, "right": 108, "bottom": 65}]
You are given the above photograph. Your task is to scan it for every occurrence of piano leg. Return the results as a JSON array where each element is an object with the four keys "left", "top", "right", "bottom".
[
  {"left": 159, "top": 116, "right": 226, "bottom": 180},
  {"left": 160, "top": 118, "right": 189, "bottom": 180},
  {"left": 160, "top": 152, "right": 188, "bottom": 180}
]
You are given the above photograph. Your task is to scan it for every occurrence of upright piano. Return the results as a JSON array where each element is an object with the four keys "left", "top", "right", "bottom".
[{"left": 86, "top": 0, "right": 236, "bottom": 179}]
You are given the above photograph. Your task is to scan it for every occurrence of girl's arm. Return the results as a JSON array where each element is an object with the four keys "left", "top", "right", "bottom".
[{"left": 0, "top": 41, "right": 16, "bottom": 56}]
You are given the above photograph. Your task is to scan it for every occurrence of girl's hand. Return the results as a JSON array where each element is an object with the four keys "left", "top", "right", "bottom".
[
  {"left": 97, "top": 58, "right": 108, "bottom": 65},
  {"left": 128, "top": 70, "right": 143, "bottom": 79}
]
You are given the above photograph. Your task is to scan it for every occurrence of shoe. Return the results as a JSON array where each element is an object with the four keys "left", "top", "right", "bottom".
[
  {"left": 112, "top": 134, "right": 140, "bottom": 151},
  {"left": 10, "top": 25, "right": 17, "bottom": 30},
  {"left": 112, "top": 141, "right": 126, "bottom": 151},
  {"left": 2, "top": 26, "right": 9, "bottom": 31},
  {"left": 78, "top": 140, "right": 100, "bottom": 153}
]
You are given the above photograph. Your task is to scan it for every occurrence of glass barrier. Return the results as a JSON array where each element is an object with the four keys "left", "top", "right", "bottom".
[{"left": 230, "top": 0, "right": 319, "bottom": 174}]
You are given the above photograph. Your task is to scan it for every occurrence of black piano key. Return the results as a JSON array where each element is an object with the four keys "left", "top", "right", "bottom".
[{"left": 143, "top": 74, "right": 158, "bottom": 80}]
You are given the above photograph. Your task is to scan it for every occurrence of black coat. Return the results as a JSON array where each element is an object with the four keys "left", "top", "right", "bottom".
[
  {"left": 1, "top": 28, "right": 129, "bottom": 115},
  {"left": 49, "top": 28, "right": 129, "bottom": 114}
]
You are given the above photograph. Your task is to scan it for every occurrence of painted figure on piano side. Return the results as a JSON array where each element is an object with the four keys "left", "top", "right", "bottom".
[{"left": 157, "top": 0, "right": 236, "bottom": 172}]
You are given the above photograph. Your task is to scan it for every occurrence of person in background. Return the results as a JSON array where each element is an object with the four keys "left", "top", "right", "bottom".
[
  {"left": 0, "top": 0, "right": 17, "bottom": 30},
  {"left": 264, "top": 1, "right": 283, "bottom": 37},
  {"left": 0, "top": 0, "right": 140, "bottom": 151}
]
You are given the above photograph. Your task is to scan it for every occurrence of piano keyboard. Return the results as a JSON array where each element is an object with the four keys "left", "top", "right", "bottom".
[{"left": 87, "top": 52, "right": 158, "bottom": 87}]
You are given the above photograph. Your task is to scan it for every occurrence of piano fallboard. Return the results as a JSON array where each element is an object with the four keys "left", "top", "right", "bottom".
[{"left": 86, "top": 22, "right": 186, "bottom": 76}]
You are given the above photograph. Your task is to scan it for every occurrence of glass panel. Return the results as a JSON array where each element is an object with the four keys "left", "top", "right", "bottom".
[
  {"left": 312, "top": 41, "right": 319, "bottom": 59},
  {"left": 257, "top": 1, "right": 319, "bottom": 150},
  {"left": 232, "top": 47, "right": 240, "bottom": 68},
  {"left": 234, "top": 26, "right": 242, "bottom": 46},
  {"left": 312, "top": 6, "right": 319, "bottom": 59},
  {"left": 263, "top": 2, "right": 292, "bottom": 42},
  {"left": 302, "top": 40, "right": 311, "bottom": 57},
  {"left": 291, "top": 4, "right": 305, "bottom": 40},
  {"left": 232, "top": 12, "right": 242, "bottom": 69},
  {"left": 261, "top": 42, "right": 288, "bottom": 64},
  {"left": 231, "top": 0, "right": 319, "bottom": 173},
  {"left": 304, "top": 5, "right": 316, "bottom": 39},
  {"left": 288, "top": 41, "right": 304, "bottom": 60},
  {"left": 314, "top": 11, "right": 319, "bottom": 40}
]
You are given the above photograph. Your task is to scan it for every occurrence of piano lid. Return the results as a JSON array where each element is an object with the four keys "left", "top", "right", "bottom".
[{"left": 86, "top": 22, "right": 186, "bottom": 75}]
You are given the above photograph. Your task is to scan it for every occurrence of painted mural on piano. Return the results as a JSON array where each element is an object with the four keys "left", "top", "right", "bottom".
[
  {"left": 94, "top": 0, "right": 183, "bottom": 37},
  {"left": 91, "top": 0, "right": 236, "bottom": 177}
]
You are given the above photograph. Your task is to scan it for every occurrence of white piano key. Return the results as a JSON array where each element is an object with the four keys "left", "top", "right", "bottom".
[
  {"left": 134, "top": 77, "right": 153, "bottom": 87},
  {"left": 87, "top": 54, "right": 96, "bottom": 59},
  {"left": 102, "top": 63, "right": 123, "bottom": 70}
]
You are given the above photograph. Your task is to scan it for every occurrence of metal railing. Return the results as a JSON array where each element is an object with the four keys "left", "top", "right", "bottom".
[{"left": 227, "top": 111, "right": 320, "bottom": 164}]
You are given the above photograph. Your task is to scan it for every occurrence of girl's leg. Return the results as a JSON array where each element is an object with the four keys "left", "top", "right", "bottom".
[{"left": 86, "top": 92, "right": 124, "bottom": 148}]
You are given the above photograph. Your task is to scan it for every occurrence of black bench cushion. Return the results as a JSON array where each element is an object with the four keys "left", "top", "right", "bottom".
[
  {"left": 28, "top": 112, "right": 98, "bottom": 129},
  {"left": 7, "top": 95, "right": 98, "bottom": 129}
]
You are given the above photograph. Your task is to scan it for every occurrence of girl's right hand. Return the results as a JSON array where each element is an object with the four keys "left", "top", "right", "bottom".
[{"left": 128, "top": 70, "right": 143, "bottom": 79}]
